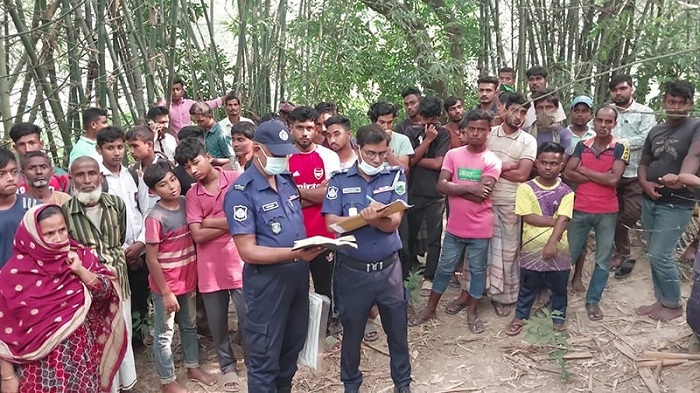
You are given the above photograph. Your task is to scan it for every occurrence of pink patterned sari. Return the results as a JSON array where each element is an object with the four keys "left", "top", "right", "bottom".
[{"left": 0, "top": 205, "right": 127, "bottom": 392}]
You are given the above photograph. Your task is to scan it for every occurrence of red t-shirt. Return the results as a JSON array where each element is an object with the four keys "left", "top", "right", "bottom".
[
  {"left": 572, "top": 138, "right": 629, "bottom": 214},
  {"left": 288, "top": 145, "right": 341, "bottom": 237},
  {"left": 145, "top": 197, "right": 197, "bottom": 295}
]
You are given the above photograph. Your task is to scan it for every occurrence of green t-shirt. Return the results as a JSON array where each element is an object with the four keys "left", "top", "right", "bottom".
[{"left": 389, "top": 132, "right": 414, "bottom": 157}]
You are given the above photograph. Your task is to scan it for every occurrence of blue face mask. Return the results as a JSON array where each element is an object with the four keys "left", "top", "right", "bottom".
[
  {"left": 358, "top": 155, "right": 383, "bottom": 176},
  {"left": 258, "top": 148, "right": 288, "bottom": 175}
]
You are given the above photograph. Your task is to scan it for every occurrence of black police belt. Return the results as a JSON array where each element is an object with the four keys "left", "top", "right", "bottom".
[{"left": 338, "top": 252, "right": 397, "bottom": 273}]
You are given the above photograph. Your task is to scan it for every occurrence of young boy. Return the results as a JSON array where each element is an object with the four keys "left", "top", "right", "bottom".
[
  {"left": 505, "top": 142, "right": 574, "bottom": 335},
  {"left": 97, "top": 126, "right": 152, "bottom": 343},
  {"left": 0, "top": 147, "right": 41, "bottom": 268},
  {"left": 143, "top": 161, "right": 217, "bottom": 393},
  {"left": 176, "top": 139, "right": 246, "bottom": 392},
  {"left": 126, "top": 125, "right": 167, "bottom": 210},
  {"left": 411, "top": 109, "right": 501, "bottom": 334}
]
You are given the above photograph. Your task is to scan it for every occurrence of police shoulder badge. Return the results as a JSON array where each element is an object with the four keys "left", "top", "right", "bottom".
[
  {"left": 395, "top": 181, "right": 406, "bottom": 196},
  {"left": 326, "top": 185, "right": 338, "bottom": 200},
  {"left": 270, "top": 220, "right": 282, "bottom": 234},
  {"left": 233, "top": 205, "right": 248, "bottom": 222}
]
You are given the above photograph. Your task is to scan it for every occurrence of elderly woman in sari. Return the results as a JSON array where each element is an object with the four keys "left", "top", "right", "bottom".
[{"left": 0, "top": 204, "right": 128, "bottom": 393}]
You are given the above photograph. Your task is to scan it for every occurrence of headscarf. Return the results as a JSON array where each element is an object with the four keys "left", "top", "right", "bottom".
[{"left": 0, "top": 204, "right": 127, "bottom": 392}]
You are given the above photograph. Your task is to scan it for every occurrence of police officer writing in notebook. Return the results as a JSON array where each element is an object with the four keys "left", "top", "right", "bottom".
[
  {"left": 224, "top": 120, "right": 324, "bottom": 393},
  {"left": 322, "top": 124, "right": 412, "bottom": 393}
]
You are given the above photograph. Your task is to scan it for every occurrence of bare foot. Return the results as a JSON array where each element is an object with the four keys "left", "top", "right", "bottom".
[
  {"left": 649, "top": 305, "right": 684, "bottom": 321},
  {"left": 162, "top": 381, "right": 191, "bottom": 393},
  {"left": 187, "top": 367, "right": 217, "bottom": 386},
  {"left": 571, "top": 279, "right": 586, "bottom": 293},
  {"left": 409, "top": 308, "right": 437, "bottom": 326},
  {"left": 636, "top": 302, "right": 661, "bottom": 316}
]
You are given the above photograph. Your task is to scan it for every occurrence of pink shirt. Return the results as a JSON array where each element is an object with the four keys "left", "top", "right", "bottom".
[
  {"left": 442, "top": 147, "right": 502, "bottom": 239},
  {"left": 288, "top": 145, "right": 341, "bottom": 237},
  {"left": 169, "top": 97, "right": 223, "bottom": 138},
  {"left": 185, "top": 168, "right": 244, "bottom": 293},
  {"left": 145, "top": 197, "right": 198, "bottom": 295}
]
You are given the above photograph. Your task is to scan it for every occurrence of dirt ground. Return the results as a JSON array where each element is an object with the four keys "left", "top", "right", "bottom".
[{"left": 133, "top": 233, "right": 700, "bottom": 393}]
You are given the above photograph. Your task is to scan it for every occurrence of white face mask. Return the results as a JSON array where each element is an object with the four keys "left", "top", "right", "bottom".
[
  {"left": 258, "top": 148, "right": 288, "bottom": 175},
  {"left": 358, "top": 154, "right": 383, "bottom": 176}
]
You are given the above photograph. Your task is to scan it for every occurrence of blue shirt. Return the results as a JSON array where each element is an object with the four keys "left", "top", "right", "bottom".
[
  {"left": 0, "top": 195, "right": 41, "bottom": 268},
  {"left": 322, "top": 163, "right": 407, "bottom": 261},
  {"left": 224, "top": 166, "right": 306, "bottom": 255}
]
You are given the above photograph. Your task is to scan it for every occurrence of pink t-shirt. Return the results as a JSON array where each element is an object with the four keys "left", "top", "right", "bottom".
[
  {"left": 442, "top": 146, "right": 502, "bottom": 239},
  {"left": 145, "top": 197, "right": 197, "bottom": 295},
  {"left": 169, "top": 97, "right": 223, "bottom": 138},
  {"left": 185, "top": 168, "right": 243, "bottom": 293},
  {"left": 288, "top": 145, "right": 341, "bottom": 237}
]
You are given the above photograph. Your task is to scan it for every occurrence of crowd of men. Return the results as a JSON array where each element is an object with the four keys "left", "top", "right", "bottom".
[{"left": 1, "top": 67, "right": 700, "bottom": 393}]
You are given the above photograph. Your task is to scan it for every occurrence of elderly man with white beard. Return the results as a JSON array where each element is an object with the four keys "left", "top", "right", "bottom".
[{"left": 62, "top": 156, "right": 139, "bottom": 393}]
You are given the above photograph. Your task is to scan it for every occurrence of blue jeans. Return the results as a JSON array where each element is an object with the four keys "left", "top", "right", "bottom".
[
  {"left": 514, "top": 269, "right": 570, "bottom": 323},
  {"left": 567, "top": 211, "right": 617, "bottom": 306},
  {"left": 152, "top": 291, "right": 200, "bottom": 384},
  {"left": 642, "top": 199, "right": 693, "bottom": 308},
  {"left": 433, "top": 232, "right": 489, "bottom": 298}
]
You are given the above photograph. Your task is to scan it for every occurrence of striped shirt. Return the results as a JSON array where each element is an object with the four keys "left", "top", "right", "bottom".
[
  {"left": 63, "top": 193, "right": 129, "bottom": 297},
  {"left": 145, "top": 197, "right": 197, "bottom": 295}
]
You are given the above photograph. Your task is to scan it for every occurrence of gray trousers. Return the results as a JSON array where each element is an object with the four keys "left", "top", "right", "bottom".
[{"left": 201, "top": 289, "right": 247, "bottom": 373}]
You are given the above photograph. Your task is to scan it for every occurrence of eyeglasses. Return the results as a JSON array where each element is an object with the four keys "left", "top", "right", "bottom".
[{"left": 361, "top": 148, "right": 388, "bottom": 160}]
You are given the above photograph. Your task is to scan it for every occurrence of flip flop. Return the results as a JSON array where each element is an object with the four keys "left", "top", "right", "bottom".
[
  {"left": 614, "top": 259, "right": 636, "bottom": 279},
  {"left": 363, "top": 320, "right": 378, "bottom": 342},
  {"left": 586, "top": 303, "right": 604, "bottom": 321},
  {"left": 325, "top": 335, "right": 342, "bottom": 352},
  {"left": 609, "top": 255, "right": 626, "bottom": 271},
  {"left": 553, "top": 323, "right": 568, "bottom": 333},
  {"left": 220, "top": 371, "right": 241, "bottom": 392},
  {"left": 491, "top": 301, "right": 512, "bottom": 317},
  {"left": 467, "top": 314, "right": 485, "bottom": 334},
  {"left": 189, "top": 374, "right": 218, "bottom": 390},
  {"left": 420, "top": 280, "right": 432, "bottom": 297},
  {"left": 444, "top": 300, "right": 467, "bottom": 315},
  {"left": 505, "top": 320, "right": 524, "bottom": 336}
]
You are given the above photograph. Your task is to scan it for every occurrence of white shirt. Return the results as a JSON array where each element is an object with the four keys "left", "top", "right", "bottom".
[
  {"left": 154, "top": 133, "right": 177, "bottom": 165},
  {"left": 218, "top": 116, "right": 255, "bottom": 133},
  {"left": 100, "top": 163, "right": 149, "bottom": 247},
  {"left": 611, "top": 101, "right": 657, "bottom": 178},
  {"left": 523, "top": 93, "right": 567, "bottom": 128}
]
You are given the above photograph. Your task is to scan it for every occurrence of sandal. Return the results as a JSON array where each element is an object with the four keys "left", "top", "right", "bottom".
[
  {"left": 586, "top": 303, "right": 604, "bottom": 321},
  {"left": 445, "top": 300, "right": 468, "bottom": 315},
  {"left": 553, "top": 323, "right": 568, "bottom": 333},
  {"left": 491, "top": 301, "right": 512, "bottom": 317},
  {"left": 505, "top": 319, "right": 524, "bottom": 336},
  {"left": 220, "top": 371, "right": 240, "bottom": 392},
  {"left": 188, "top": 373, "right": 218, "bottom": 389},
  {"left": 363, "top": 320, "right": 378, "bottom": 342},
  {"left": 614, "top": 259, "right": 636, "bottom": 279},
  {"left": 325, "top": 335, "right": 342, "bottom": 352},
  {"left": 609, "top": 254, "right": 626, "bottom": 271},
  {"left": 420, "top": 280, "right": 432, "bottom": 297},
  {"left": 467, "top": 314, "right": 485, "bottom": 334}
]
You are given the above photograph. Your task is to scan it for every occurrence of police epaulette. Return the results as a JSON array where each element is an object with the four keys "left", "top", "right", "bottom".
[{"left": 330, "top": 168, "right": 350, "bottom": 177}]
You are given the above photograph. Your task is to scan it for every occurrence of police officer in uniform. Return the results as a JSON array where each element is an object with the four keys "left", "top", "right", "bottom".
[
  {"left": 322, "top": 124, "right": 412, "bottom": 393},
  {"left": 224, "top": 120, "right": 325, "bottom": 393}
]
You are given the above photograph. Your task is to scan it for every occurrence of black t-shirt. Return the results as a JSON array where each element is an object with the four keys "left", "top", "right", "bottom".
[
  {"left": 173, "top": 165, "right": 195, "bottom": 196},
  {"left": 404, "top": 123, "right": 451, "bottom": 198},
  {"left": 394, "top": 118, "right": 421, "bottom": 135},
  {"left": 643, "top": 117, "right": 700, "bottom": 206}
]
